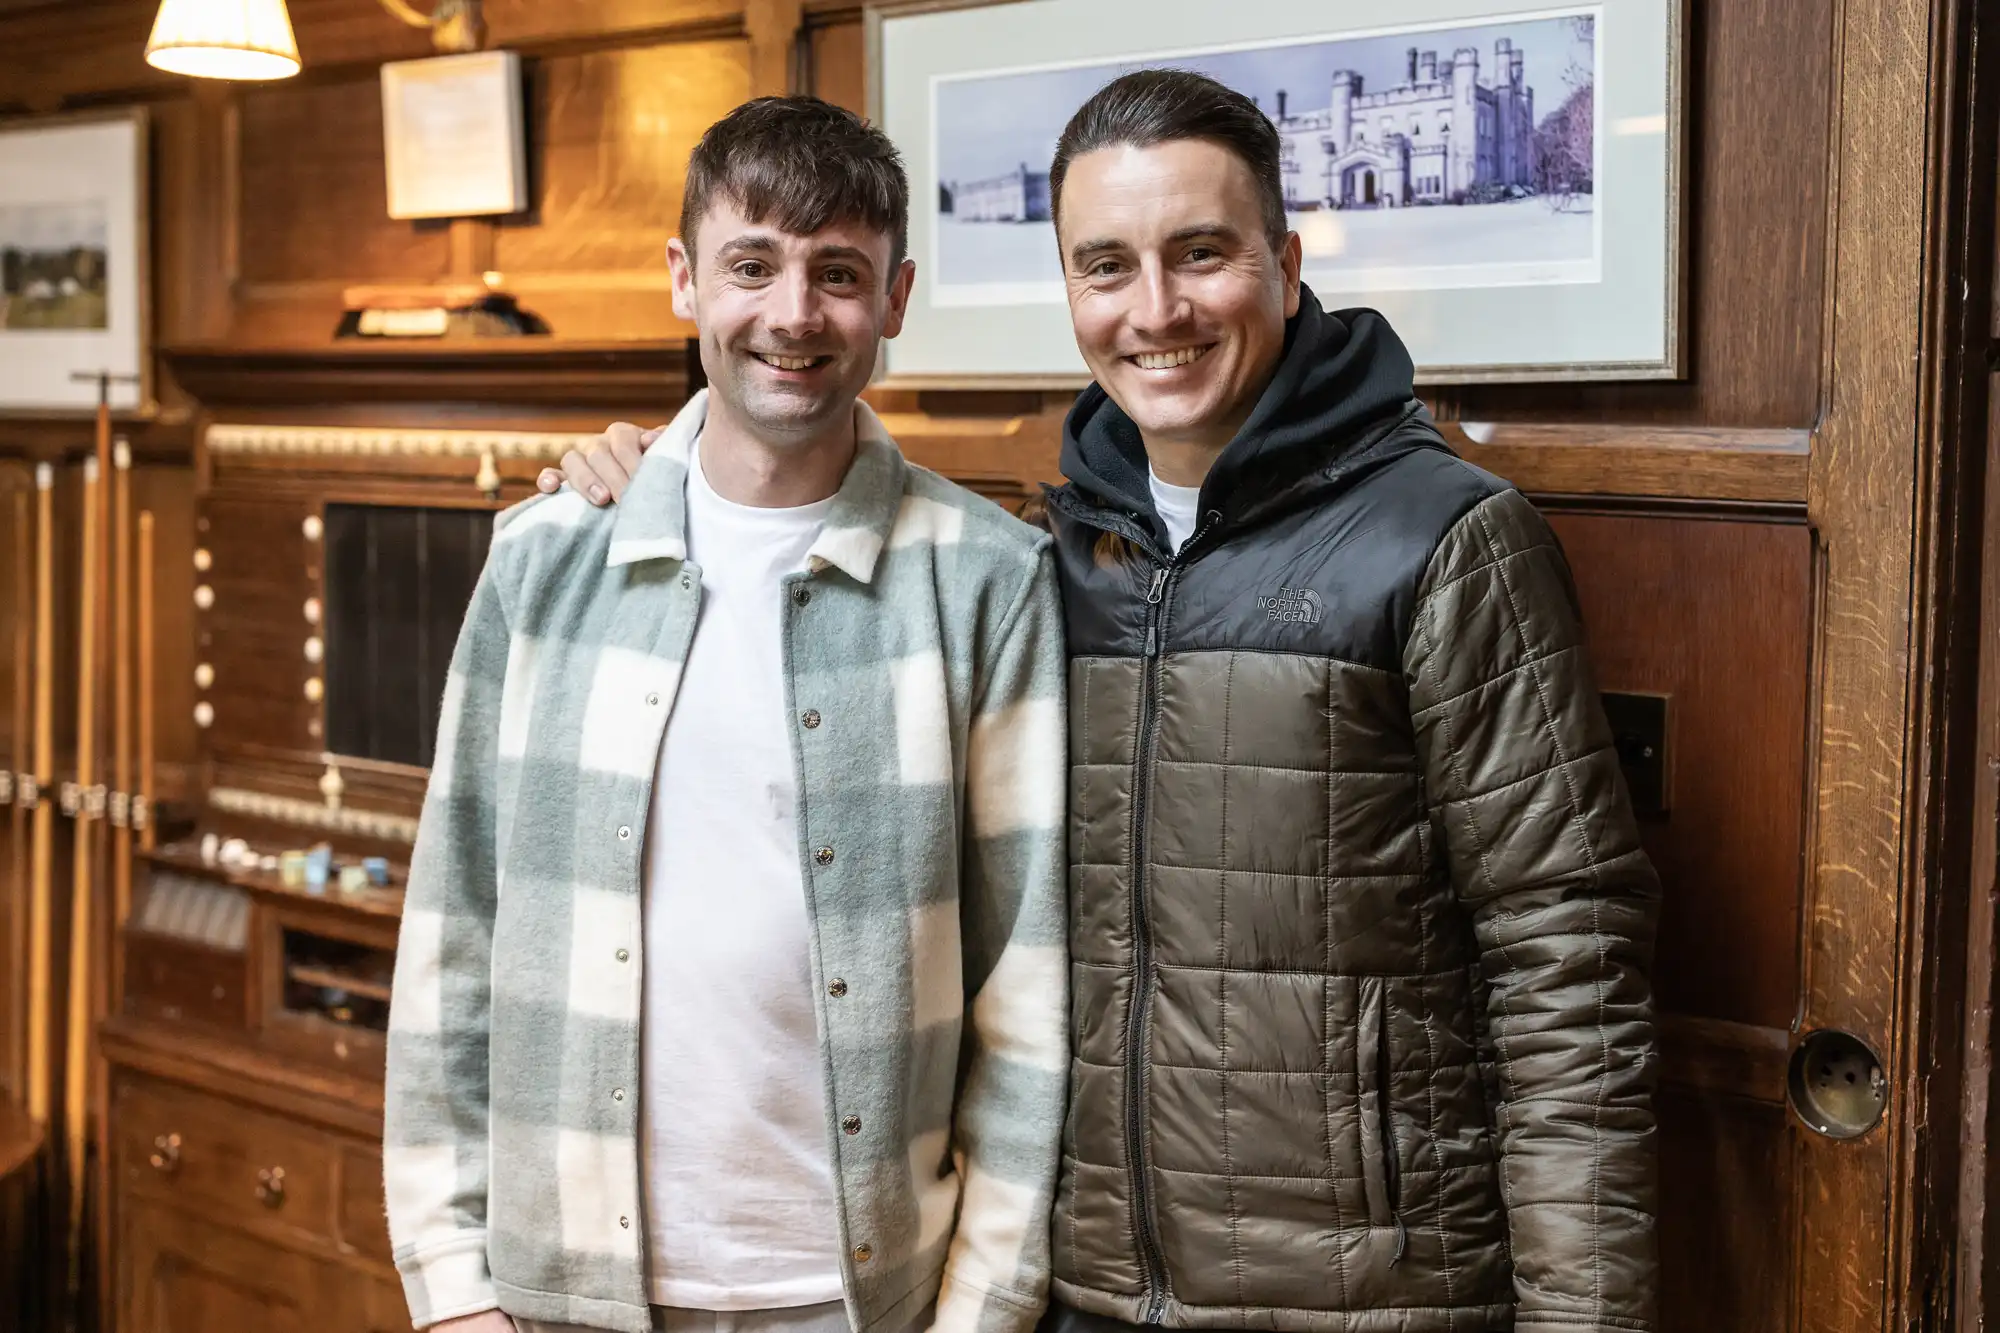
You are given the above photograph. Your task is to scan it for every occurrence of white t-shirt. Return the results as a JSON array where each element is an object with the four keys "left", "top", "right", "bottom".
[
  {"left": 639, "top": 440, "right": 845, "bottom": 1309},
  {"left": 1149, "top": 466, "right": 1204, "bottom": 554}
]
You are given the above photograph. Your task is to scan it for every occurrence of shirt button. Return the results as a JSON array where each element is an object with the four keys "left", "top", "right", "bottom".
[
  {"left": 613, "top": 1089, "right": 625, "bottom": 1102},
  {"left": 814, "top": 846, "right": 834, "bottom": 866},
  {"left": 646, "top": 693, "right": 660, "bottom": 707},
  {"left": 616, "top": 949, "right": 630, "bottom": 963},
  {"left": 791, "top": 586, "right": 811, "bottom": 607},
  {"left": 828, "top": 978, "right": 847, "bottom": 997},
  {"left": 680, "top": 575, "right": 693, "bottom": 590},
  {"left": 801, "top": 709, "right": 821, "bottom": 730},
  {"left": 618, "top": 826, "right": 632, "bottom": 841},
  {"left": 853, "top": 1243, "right": 873, "bottom": 1264},
  {"left": 842, "top": 1115, "right": 861, "bottom": 1135},
  {"left": 620, "top": 1216, "right": 631, "bottom": 1229}
]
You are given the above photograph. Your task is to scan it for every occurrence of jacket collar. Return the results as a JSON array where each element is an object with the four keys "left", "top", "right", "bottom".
[{"left": 605, "top": 388, "right": 908, "bottom": 584}]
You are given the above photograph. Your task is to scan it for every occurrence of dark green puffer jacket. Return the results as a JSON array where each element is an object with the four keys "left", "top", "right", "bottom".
[{"left": 1041, "top": 286, "right": 1660, "bottom": 1333}]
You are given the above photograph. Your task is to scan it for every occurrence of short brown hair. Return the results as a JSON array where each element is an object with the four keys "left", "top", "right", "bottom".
[
  {"left": 680, "top": 96, "right": 910, "bottom": 279},
  {"left": 1049, "top": 69, "right": 1288, "bottom": 253}
]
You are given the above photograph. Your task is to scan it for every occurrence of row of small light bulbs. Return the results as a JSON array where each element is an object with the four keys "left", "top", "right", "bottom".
[{"left": 190, "top": 513, "right": 325, "bottom": 731}]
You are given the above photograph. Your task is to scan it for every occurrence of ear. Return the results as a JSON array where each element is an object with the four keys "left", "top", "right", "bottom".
[
  {"left": 878, "top": 258, "right": 919, "bottom": 340},
  {"left": 667, "top": 238, "right": 698, "bottom": 323},
  {"left": 1279, "top": 230, "right": 1303, "bottom": 319}
]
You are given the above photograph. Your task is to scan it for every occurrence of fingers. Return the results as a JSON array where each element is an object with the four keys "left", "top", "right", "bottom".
[
  {"left": 593, "top": 421, "right": 648, "bottom": 502},
  {"left": 561, "top": 450, "right": 612, "bottom": 505},
  {"left": 537, "top": 423, "right": 664, "bottom": 507}
]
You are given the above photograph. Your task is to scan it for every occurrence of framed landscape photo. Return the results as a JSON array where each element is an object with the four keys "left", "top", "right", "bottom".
[
  {"left": 0, "top": 109, "right": 150, "bottom": 414},
  {"left": 867, "top": 0, "right": 1685, "bottom": 386}
]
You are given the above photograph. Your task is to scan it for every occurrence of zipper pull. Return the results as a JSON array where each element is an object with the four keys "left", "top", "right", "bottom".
[
  {"left": 1145, "top": 625, "right": 1158, "bottom": 657},
  {"left": 1146, "top": 567, "right": 1168, "bottom": 604}
]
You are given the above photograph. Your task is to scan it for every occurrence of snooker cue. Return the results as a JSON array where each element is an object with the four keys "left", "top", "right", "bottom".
[
  {"left": 137, "top": 513, "right": 154, "bottom": 854},
  {"left": 25, "top": 464, "right": 54, "bottom": 1127}
]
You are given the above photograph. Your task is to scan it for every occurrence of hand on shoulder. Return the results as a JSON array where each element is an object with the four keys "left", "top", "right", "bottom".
[{"left": 535, "top": 422, "right": 663, "bottom": 506}]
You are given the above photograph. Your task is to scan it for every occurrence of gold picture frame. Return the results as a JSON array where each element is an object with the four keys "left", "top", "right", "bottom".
[{"left": 0, "top": 106, "right": 155, "bottom": 418}]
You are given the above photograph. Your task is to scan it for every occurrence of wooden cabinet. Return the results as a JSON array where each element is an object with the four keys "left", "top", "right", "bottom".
[
  {"left": 122, "top": 1196, "right": 327, "bottom": 1333},
  {"left": 111, "top": 1064, "right": 398, "bottom": 1333}
]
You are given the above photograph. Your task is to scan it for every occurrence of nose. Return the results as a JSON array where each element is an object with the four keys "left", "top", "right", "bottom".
[
  {"left": 1130, "top": 261, "right": 1192, "bottom": 339},
  {"left": 765, "top": 268, "right": 825, "bottom": 341}
]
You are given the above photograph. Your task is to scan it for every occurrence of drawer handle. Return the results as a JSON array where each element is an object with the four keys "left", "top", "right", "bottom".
[
  {"left": 255, "top": 1166, "right": 287, "bottom": 1208},
  {"left": 148, "top": 1134, "right": 181, "bottom": 1175}
]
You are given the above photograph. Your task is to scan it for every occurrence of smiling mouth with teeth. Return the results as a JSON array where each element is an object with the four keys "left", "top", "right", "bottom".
[
  {"left": 753, "top": 352, "right": 832, "bottom": 371},
  {"left": 1128, "top": 345, "right": 1214, "bottom": 371}
]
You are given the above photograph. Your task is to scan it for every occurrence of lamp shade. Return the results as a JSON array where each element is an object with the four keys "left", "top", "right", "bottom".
[{"left": 146, "top": 0, "right": 301, "bottom": 80}]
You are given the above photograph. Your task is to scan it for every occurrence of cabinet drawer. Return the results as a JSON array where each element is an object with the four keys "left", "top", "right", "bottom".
[
  {"left": 115, "top": 1073, "right": 338, "bottom": 1246},
  {"left": 337, "top": 1143, "right": 393, "bottom": 1261}
]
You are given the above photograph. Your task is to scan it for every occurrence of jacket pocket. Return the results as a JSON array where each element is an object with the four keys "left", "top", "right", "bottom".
[{"left": 1354, "top": 976, "right": 1407, "bottom": 1260}]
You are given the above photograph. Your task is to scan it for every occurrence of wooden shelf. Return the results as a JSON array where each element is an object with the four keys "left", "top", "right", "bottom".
[
  {"left": 285, "top": 964, "right": 393, "bottom": 1004},
  {"left": 163, "top": 338, "right": 699, "bottom": 410},
  {"left": 141, "top": 843, "right": 405, "bottom": 922}
]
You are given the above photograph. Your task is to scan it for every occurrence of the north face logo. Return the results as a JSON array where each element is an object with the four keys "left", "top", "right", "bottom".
[{"left": 1257, "top": 586, "right": 1324, "bottom": 625}]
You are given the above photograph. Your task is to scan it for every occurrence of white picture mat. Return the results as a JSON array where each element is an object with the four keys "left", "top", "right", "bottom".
[
  {"left": 873, "top": 0, "right": 1678, "bottom": 384},
  {"left": 0, "top": 115, "right": 146, "bottom": 413},
  {"left": 381, "top": 50, "right": 528, "bottom": 220}
]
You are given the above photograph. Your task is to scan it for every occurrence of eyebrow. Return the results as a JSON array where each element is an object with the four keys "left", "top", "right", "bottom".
[
  {"left": 714, "top": 235, "right": 781, "bottom": 262},
  {"left": 1068, "top": 221, "right": 1245, "bottom": 268},
  {"left": 712, "top": 235, "right": 880, "bottom": 274},
  {"left": 808, "top": 243, "right": 879, "bottom": 273}
]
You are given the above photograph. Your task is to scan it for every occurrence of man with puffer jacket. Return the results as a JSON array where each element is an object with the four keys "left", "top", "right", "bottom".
[{"left": 548, "top": 68, "right": 1661, "bottom": 1333}]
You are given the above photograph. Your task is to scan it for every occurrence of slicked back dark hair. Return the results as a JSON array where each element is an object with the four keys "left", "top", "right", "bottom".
[
  {"left": 1049, "top": 69, "right": 1288, "bottom": 253},
  {"left": 681, "top": 96, "right": 910, "bottom": 281}
]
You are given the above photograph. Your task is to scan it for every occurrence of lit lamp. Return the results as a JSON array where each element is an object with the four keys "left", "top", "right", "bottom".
[
  {"left": 144, "top": 0, "right": 300, "bottom": 81},
  {"left": 145, "top": 0, "right": 488, "bottom": 81}
]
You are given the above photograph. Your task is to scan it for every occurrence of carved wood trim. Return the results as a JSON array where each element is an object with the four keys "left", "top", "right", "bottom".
[
  {"left": 163, "top": 341, "right": 694, "bottom": 410},
  {"left": 206, "top": 787, "right": 418, "bottom": 845},
  {"left": 205, "top": 422, "right": 595, "bottom": 462},
  {"left": 1440, "top": 424, "right": 1812, "bottom": 504}
]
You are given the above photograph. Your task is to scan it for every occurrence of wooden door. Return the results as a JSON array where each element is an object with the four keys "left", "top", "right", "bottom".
[{"left": 122, "top": 1197, "right": 323, "bottom": 1333}]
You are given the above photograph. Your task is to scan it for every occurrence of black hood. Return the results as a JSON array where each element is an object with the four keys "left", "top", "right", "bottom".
[{"left": 1054, "top": 284, "right": 1444, "bottom": 552}]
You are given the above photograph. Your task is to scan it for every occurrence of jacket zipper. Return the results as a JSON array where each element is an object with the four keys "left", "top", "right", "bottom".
[
  {"left": 1123, "top": 511, "right": 1223, "bottom": 1322},
  {"left": 1125, "top": 561, "right": 1171, "bottom": 1321},
  {"left": 1374, "top": 992, "right": 1408, "bottom": 1266}
]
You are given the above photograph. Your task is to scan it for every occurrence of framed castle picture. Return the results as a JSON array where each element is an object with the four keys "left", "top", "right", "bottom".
[
  {"left": 866, "top": 0, "right": 1685, "bottom": 386},
  {"left": 0, "top": 108, "right": 151, "bottom": 414}
]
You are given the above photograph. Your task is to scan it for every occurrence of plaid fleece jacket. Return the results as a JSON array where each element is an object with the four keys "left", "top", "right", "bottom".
[{"left": 383, "top": 390, "right": 1070, "bottom": 1333}]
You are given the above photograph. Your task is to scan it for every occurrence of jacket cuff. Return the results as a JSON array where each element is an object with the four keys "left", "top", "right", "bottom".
[{"left": 396, "top": 1230, "right": 499, "bottom": 1329}]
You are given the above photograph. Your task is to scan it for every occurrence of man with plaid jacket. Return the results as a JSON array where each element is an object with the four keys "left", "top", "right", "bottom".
[{"left": 382, "top": 97, "right": 1069, "bottom": 1333}]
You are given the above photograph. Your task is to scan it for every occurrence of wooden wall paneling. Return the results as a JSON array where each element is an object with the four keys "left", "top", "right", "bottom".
[
  {"left": 1656, "top": 1090, "right": 1796, "bottom": 1333},
  {"left": 806, "top": 10, "right": 864, "bottom": 112},
  {"left": 232, "top": 76, "right": 453, "bottom": 345},
  {"left": 746, "top": 0, "right": 805, "bottom": 94},
  {"left": 1545, "top": 510, "right": 1813, "bottom": 1034},
  {"left": 1444, "top": 424, "right": 1810, "bottom": 504},
  {"left": 1790, "top": 0, "right": 1961, "bottom": 1326},
  {"left": 197, "top": 496, "right": 317, "bottom": 763},
  {"left": 0, "top": 0, "right": 755, "bottom": 110},
  {"left": 136, "top": 465, "right": 200, "bottom": 809},
  {"left": 151, "top": 85, "right": 239, "bottom": 356},
  {"left": 491, "top": 37, "right": 751, "bottom": 340},
  {"left": 1450, "top": 0, "right": 1835, "bottom": 427}
]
